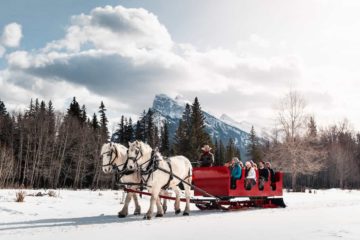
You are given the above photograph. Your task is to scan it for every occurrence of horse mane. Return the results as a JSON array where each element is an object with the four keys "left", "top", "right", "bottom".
[
  {"left": 112, "top": 143, "right": 128, "bottom": 158},
  {"left": 139, "top": 141, "right": 152, "bottom": 154}
]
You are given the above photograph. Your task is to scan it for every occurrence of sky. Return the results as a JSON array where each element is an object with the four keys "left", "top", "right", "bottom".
[{"left": 1, "top": 0, "right": 360, "bottom": 132}]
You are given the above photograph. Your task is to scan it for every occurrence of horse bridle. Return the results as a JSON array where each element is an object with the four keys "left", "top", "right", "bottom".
[
  {"left": 126, "top": 146, "right": 143, "bottom": 165},
  {"left": 101, "top": 145, "right": 130, "bottom": 173}
]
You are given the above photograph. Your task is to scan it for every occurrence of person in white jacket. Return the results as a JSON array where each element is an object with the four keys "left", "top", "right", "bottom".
[{"left": 245, "top": 161, "right": 257, "bottom": 190}]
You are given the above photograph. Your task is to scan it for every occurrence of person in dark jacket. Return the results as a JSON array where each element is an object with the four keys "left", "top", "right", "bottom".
[
  {"left": 258, "top": 161, "right": 269, "bottom": 190},
  {"left": 230, "top": 157, "right": 242, "bottom": 189},
  {"left": 266, "top": 161, "right": 276, "bottom": 190},
  {"left": 198, "top": 145, "right": 214, "bottom": 167}
]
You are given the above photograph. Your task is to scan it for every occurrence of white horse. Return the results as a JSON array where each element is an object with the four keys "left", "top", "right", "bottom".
[
  {"left": 101, "top": 142, "right": 168, "bottom": 218},
  {"left": 101, "top": 142, "right": 141, "bottom": 217},
  {"left": 126, "top": 141, "right": 193, "bottom": 220}
]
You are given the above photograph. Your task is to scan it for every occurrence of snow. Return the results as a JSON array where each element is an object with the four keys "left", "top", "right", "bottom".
[
  {"left": 220, "top": 113, "right": 270, "bottom": 138},
  {"left": 1, "top": 189, "right": 360, "bottom": 240}
]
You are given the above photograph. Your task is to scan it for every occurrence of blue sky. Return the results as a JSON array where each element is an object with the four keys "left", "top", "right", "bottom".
[{"left": 1, "top": 0, "right": 360, "bottom": 131}]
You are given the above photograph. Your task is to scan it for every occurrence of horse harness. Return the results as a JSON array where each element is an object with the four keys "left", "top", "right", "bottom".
[
  {"left": 101, "top": 145, "right": 135, "bottom": 178},
  {"left": 124, "top": 148, "right": 174, "bottom": 190},
  {"left": 138, "top": 150, "right": 174, "bottom": 190}
]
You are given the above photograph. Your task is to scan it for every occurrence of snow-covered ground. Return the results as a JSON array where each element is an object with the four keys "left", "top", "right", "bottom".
[{"left": 1, "top": 189, "right": 360, "bottom": 240}]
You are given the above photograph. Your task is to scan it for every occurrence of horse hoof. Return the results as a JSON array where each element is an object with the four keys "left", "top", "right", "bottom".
[
  {"left": 118, "top": 213, "right": 127, "bottom": 218},
  {"left": 183, "top": 212, "right": 189, "bottom": 216},
  {"left": 163, "top": 206, "right": 167, "bottom": 214},
  {"left": 134, "top": 211, "right": 141, "bottom": 216},
  {"left": 143, "top": 215, "right": 152, "bottom": 220},
  {"left": 155, "top": 213, "right": 164, "bottom": 218},
  {"left": 175, "top": 209, "right": 181, "bottom": 215}
]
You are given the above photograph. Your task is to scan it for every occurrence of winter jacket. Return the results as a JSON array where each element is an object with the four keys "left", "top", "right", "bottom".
[
  {"left": 245, "top": 167, "right": 256, "bottom": 181},
  {"left": 268, "top": 168, "right": 276, "bottom": 183},
  {"left": 231, "top": 164, "right": 242, "bottom": 179},
  {"left": 259, "top": 168, "right": 269, "bottom": 181},
  {"left": 199, "top": 152, "right": 214, "bottom": 167}
]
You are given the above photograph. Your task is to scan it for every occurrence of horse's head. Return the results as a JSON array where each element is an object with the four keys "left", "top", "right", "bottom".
[
  {"left": 126, "top": 140, "right": 143, "bottom": 171},
  {"left": 100, "top": 142, "right": 120, "bottom": 174}
]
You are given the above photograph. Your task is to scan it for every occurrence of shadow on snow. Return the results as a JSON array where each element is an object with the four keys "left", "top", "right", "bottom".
[{"left": 0, "top": 210, "right": 228, "bottom": 232}]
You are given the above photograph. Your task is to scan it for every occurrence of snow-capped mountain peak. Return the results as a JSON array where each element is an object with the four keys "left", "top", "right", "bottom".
[
  {"left": 152, "top": 94, "right": 185, "bottom": 119},
  {"left": 220, "top": 114, "right": 270, "bottom": 138},
  {"left": 220, "top": 114, "right": 253, "bottom": 133},
  {"left": 151, "top": 94, "right": 252, "bottom": 160}
]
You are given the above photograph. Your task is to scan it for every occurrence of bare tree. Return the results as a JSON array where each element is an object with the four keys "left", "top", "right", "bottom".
[
  {"left": 321, "top": 121, "right": 359, "bottom": 188},
  {"left": 267, "top": 90, "right": 325, "bottom": 190}
]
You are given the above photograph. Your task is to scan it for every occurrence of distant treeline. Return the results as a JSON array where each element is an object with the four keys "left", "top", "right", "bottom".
[
  {"left": 0, "top": 97, "right": 240, "bottom": 189},
  {"left": 1, "top": 92, "right": 360, "bottom": 190}
]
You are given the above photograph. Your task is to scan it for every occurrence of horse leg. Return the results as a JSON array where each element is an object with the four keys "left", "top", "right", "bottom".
[
  {"left": 132, "top": 192, "right": 141, "bottom": 215},
  {"left": 120, "top": 191, "right": 126, "bottom": 204},
  {"left": 118, "top": 192, "right": 132, "bottom": 218},
  {"left": 155, "top": 197, "right": 164, "bottom": 217},
  {"left": 183, "top": 177, "right": 192, "bottom": 216},
  {"left": 174, "top": 186, "right": 181, "bottom": 215},
  {"left": 144, "top": 187, "right": 161, "bottom": 220},
  {"left": 160, "top": 190, "right": 168, "bottom": 214}
]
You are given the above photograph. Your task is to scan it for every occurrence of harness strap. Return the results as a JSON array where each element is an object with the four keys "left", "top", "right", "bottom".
[{"left": 161, "top": 161, "right": 173, "bottom": 190}]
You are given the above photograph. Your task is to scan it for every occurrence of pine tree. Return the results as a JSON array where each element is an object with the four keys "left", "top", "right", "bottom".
[
  {"left": 135, "top": 120, "right": 144, "bottom": 141},
  {"left": 174, "top": 103, "right": 192, "bottom": 158},
  {"left": 146, "top": 108, "right": 155, "bottom": 147},
  {"left": 308, "top": 116, "right": 317, "bottom": 138},
  {"left": 124, "top": 118, "right": 134, "bottom": 145},
  {"left": 247, "top": 126, "right": 262, "bottom": 162},
  {"left": 40, "top": 100, "right": 46, "bottom": 113},
  {"left": 47, "top": 100, "right": 55, "bottom": 134},
  {"left": 98, "top": 101, "right": 108, "bottom": 140},
  {"left": 80, "top": 105, "right": 87, "bottom": 124},
  {"left": 35, "top": 98, "right": 40, "bottom": 113},
  {"left": 219, "top": 139, "right": 226, "bottom": 164},
  {"left": 67, "top": 97, "right": 82, "bottom": 121},
  {"left": 214, "top": 138, "right": 220, "bottom": 165},
  {"left": 135, "top": 110, "right": 147, "bottom": 142},
  {"left": 0, "top": 100, "right": 12, "bottom": 145},
  {"left": 160, "top": 120, "right": 170, "bottom": 156},
  {"left": 225, "top": 138, "right": 237, "bottom": 161},
  {"left": 27, "top": 98, "right": 35, "bottom": 117},
  {"left": 113, "top": 115, "right": 125, "bottom": 144},
  {"left": 189, "top": 97, "right": 212, "bottom": 161},
  {"left": 0, "top": 100, "right": 7, "bottom": 116},
  {"left": 91, "top": 113, "right": 99, "bottom": 130}
]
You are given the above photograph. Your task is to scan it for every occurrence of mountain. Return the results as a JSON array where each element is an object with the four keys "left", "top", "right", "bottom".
[
  {"left": 151, "top": 94, "right": 251, "bottom": 161},
  {"left": 219, "top": 114, "right": 270, "bottom": 138}
]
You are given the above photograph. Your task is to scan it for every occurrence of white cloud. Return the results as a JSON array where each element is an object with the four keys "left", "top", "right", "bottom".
[
  {"left": 6, "top": 51, "right": 31, "bottom": 68},
  {"left": 1, "top": 5, "right": 309, "bottom": 129},
  {"left": 0, "top": 45, "right": 5, "bottom": 57},
  {"left": 1, "top": 22, "right": 23, "bottom": 48}
]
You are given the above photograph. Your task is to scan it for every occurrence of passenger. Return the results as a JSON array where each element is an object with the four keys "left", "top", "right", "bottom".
[
  {"left": 253, "top": 162, "right": 258, "bottom": 171},
  {"left": 230, "top": 157, "right": 242, "bottom": 189},
  {"left": 224, "top": 160, "right": 231, "bottom": 168},
  {"left": 239, "top": 161, "right": 244, "bottom": 180},
  {"left": 198, "top": 145, "right": 214, "bottom": 167},
  {"left": 244, "top": 161, "right": 256, "bottom": 190},
  {"left": 266, "top": 161, "right": 276, "bottom": 190},
  {"left": 239, "top": 161, "right": 244, "bottom": 169},
  {"left": 258, "top": 161, "right": 269, "bottom": 190}
]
